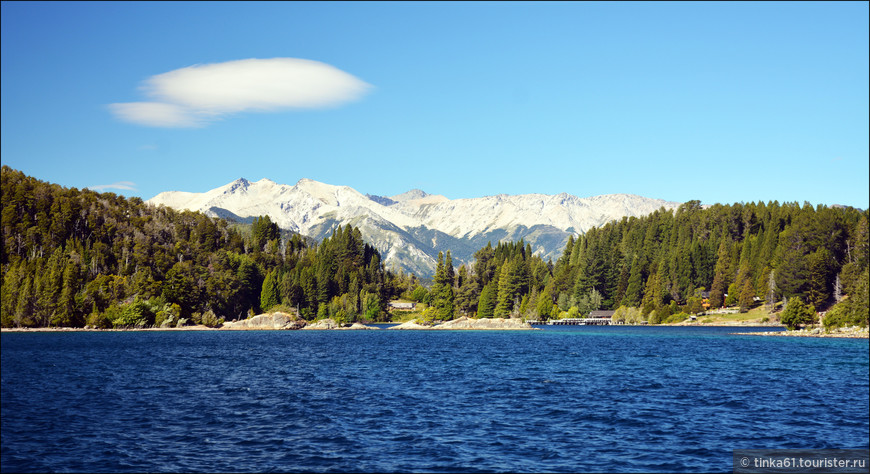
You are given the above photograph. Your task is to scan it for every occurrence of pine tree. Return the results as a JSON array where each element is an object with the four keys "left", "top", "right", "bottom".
[
  {"left": 495, "top": 259, "right": 523, "bottom": 318},
  {"left": 436, "top": 284, "right": 455, "bottom": 320},
  {"left": 622, "top": 256, "right": 643, "bottom": 307},
  {"left": 536, "top": 283, "right": 554, "bottom": 319},
  {"left": 775, "top": 222, "right": 810, "bottom": 299},
  {"left": 430, "top": 251, "right": 455, "bottom": 319},
  {"left": 477, "top": 282, "right": 497, "bottom": 318},
  {"left": 739, "top": 279, "right": 755, "bottom": 313},
  {"left": 805, "top": 248, "right": 833, "bottom": 307},
  {"left": 454, "top": 277, "right": 479, "bottom": 317},
  {"left": 260, "top": 269, "right": 280, "bottom": 312},
  {"left": 709, "top": 272, "right": 726, "bottom": 309},
  {"left": 444, "top": 251, "right": 455, "bottom": 287},
  {"left": 641, "top": 271, "right": 661, "bottom": 316}
]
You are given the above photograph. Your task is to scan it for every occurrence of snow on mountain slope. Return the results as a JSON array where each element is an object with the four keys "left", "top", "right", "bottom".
[{"left": 148, "top": 178, "right": 680, "bottom": 276}]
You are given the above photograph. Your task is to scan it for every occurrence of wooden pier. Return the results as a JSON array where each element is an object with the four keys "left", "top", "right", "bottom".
[
  {"left": 526, "top": 311, "right": 615, "bottom": 326},
  {"left": 549, "top": 318, "right": 611, "bottom": 326},
  {"left": 525, "top": 318, "right": 612, "bottom": 326}
]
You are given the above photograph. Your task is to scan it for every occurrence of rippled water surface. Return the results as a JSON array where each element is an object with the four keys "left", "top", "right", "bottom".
[{"left": 2, "top": 326, "right": 868, "bottom": 473}]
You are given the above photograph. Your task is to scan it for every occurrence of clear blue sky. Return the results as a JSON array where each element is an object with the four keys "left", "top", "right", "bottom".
[{"left": 2, "top": 1, "right": 868, "bottom": 208}]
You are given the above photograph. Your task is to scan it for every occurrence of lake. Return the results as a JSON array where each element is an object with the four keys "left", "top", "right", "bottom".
[{"left": 1, "top": 326, "right": 868, "bottom": 473}]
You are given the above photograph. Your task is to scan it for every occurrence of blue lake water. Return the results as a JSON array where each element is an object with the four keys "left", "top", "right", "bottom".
[{"left": 2, "top": 326, "right": 868, "bottom": 473}]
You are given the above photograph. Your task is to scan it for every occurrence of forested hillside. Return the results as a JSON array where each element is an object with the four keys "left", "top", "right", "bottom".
[
  {"left": 412, "top": 200, "right": 868, "bottom": 328},
  {"left": 0, "top": 167, "right": 404, "bottom": 328},
  {"left": 2, "top": 166, "right": 866, "bottom": 329}
]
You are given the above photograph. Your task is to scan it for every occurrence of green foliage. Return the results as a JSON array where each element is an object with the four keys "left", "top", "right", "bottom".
[
  {"left": 429, "top": 251, "right": 456, "bottom": 320},
  {"left": 155, "top": 302, "right": 182, "bottom": 328},
  {"left": 85, "top": 304, "right": 112, "bottom": 329},
  {"left": 823, "top": 267, "right": 869, "bottom": 329},
  {"left": 477, "top": 282, "right": 497, "bottom": 318},
  {"left": 662, "top": 312, "right": 689, "bottom": 324},
  {"left": 725, "top": 282, "right": 738, "bottom": 307},
  {"left": 250, "top": 215, "right": 280, "bottom": 252},
  {"left": 536, "top": 285, "right": 554, "bottom": 320},
  {"left": 409, "top": 284, "right": 429, "bottom": 302},
  {"left": 3, "top": 166, "right": 867, "bottom": 332},
  {"left": 193, "top": 309, "right": 223, "bottom": 328},
  {"left": 360, "top": 290, "right": 384, "bottom": 321},
  {"left": 780, "top": 297, "right": 816, "bottom": 330},
  {"left": 738, "top": 279, "right": 755, "bottom": 313},
  {"left": 260, "top": 269, "right": 281, "bottom": 312},
  {"left": 612, "top": 306, "right": 643, "bottom": 325},
  {"left": 453, "top": 271, "right": 480, "bottom": 318},
  {"left": 0, "top": 168, "right": 400, "bottom": 327},
  {"left": 685, "top": 296, "right": 704, "bottom": 315},
  {"left": 410, "top": 201, "right": 865, "bottom": 330},
  {"left": 495, "top": 258, "right": 524, "bottom": 317},
  {"left": 111, "top": 299, "right": 156, "bottom": 328}
]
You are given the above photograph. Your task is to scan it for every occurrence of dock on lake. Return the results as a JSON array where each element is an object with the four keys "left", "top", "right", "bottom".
[
  {"left": 527, "top": 310, "right": 616, "bottom": 326},
  {"left": 547, "top": 318, "right": 612, "bottom": 326}
]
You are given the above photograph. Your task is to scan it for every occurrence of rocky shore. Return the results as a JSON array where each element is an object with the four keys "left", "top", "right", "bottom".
[
  {"left": 302, "top": 318, "right": 379, "bottom": 330},
  {"left": 732, "top": 326, "right": 869, "bottom": 339},
  {"left": 0, "top": 324, "right": 221, "bottom": 332},
  {"left": 221, "top": 312, "right": 305, "bottom": 330},
  {"left": 0, "top": 314, "right": 380, "bottom": 331},
  {"left": 388, "top": 316, "right": 537, "bottom": 330}
]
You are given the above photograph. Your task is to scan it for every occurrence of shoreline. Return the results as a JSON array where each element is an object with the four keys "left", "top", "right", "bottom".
[
  {"left": 3, "top": 322, "right": 865, "bottom": 337},
  {"left": 731, "top": 326, "right": 868, "bottom": 339},
  {"left": 0, "top": 325, "right": 220, "bottom": 332},
  {"left": 2, "top": 323, "right": 785, "bottom": 332}
]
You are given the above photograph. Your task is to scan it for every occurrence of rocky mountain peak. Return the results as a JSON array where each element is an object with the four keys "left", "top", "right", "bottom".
[{"left": 148, "top": 178, "right": 681, "bottom": 276}]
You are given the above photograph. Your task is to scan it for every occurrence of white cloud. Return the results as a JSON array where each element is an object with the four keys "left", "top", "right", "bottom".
[
  {"left": 108, "top": 102, "right": 205, "bottom": 128},
  {"left": 109, "top": 58, "right": 372, "bottom": 128},
  {"left": 87, "top": 181, "right": 138, "bottom": 192}
]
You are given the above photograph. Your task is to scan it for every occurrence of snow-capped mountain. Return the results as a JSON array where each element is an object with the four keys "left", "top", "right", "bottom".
[{"left": 147, "top": 178, "right": 681, "bottom": 276}]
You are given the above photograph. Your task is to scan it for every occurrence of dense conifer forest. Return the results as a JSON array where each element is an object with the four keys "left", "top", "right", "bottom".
[
  {"left": 408, "top": 202, "right": 868, "bottom": 329},
  {"left": 2, "top": 166, "right": 867, "bottom": 329},
  {"left": 0, "top": 166, "right": 405, "bottom": 328}
]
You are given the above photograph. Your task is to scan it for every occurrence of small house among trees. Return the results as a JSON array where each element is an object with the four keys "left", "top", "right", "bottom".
[{"left": 388, "top": 301, "right": 416, "bottom": 310}]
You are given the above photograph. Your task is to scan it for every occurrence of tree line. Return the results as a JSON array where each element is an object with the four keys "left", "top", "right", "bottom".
[
  {"left": 404, "top": 200, "right": 868, "bottom": 328},
  {"left": 0, "top": 166, "right": 402, "bottom": 328},
  {"left": 2, "top": 166, "right": 866, "bottom": 329}
]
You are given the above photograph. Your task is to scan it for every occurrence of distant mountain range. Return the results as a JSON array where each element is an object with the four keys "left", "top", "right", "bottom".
[{"left": 147, "top": 178, "right": 681, "bottom": 276}]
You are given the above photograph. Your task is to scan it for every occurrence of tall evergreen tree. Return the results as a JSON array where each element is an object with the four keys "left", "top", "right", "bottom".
[
  {"left": 477, "top": 282, "right": 497, "bottom": 318},
  {"left": 622, "top": 256, "right": 643, "bottom": 307},
  {"left": 260, "top": 269, "right": 281, "bottom": 311}
]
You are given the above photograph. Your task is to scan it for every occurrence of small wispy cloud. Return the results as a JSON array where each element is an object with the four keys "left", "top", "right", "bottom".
[
  {"left": 87, "top": 181, "right": 138, "bottom": 192},
  {"left": 109, "top": 58, "right": 372, "bottom": 128},
  {"left": 109, "top": 102, "right": 204, "bottom": 128}
]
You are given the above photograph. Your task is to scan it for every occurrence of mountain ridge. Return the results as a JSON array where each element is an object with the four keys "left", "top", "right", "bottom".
[{"left": 147, "top": 178, "right": 682, "bottom": 276}]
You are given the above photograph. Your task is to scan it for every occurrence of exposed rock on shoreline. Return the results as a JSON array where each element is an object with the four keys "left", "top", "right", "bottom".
[
  {"left": 301, "top": 318, "right": 379, "bottom": 330},
  {"left": 221, "top": 312, "right": 305, "bottom": 330},
  {"left": 732, "top": 326, "right": 869, "bottom": 339},
  {"left": 302, "top": 318, "right": 339, "bottom": 330},
  {"left": 388, "top": 320, "right": 436, "bottom": 330},
  {"left": 388, "top": 317, "right": 536, "bottom": 330}
]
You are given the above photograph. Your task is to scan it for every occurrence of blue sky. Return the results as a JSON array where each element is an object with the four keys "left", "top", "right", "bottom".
[{"left": 2, "top": 1, "right": 868, "bottom": 208}]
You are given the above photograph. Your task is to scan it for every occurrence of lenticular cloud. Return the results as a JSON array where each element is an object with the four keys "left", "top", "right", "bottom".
[{"left": 109, "top": 58, "right": 372, "bottom": 127}]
